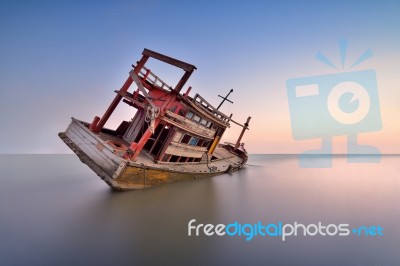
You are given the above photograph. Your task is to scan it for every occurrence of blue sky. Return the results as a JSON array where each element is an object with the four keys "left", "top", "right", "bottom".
[{"left": 1, "top": 0, "right": 399, "bottom": 153}]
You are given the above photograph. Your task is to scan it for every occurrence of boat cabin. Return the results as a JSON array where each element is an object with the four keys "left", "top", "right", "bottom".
[{"left": 88, "top": 48, "right": 249, "bottom": 164}]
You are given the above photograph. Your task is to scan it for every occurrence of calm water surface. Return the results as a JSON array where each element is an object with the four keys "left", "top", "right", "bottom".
[{"left": 0, "top": 154, "right": 399, "bottom": 265}]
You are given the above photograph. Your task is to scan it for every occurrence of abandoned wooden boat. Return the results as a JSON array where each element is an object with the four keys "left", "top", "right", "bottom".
[{"left": 59, "top": 48, "right": 251, "bottom": 190}]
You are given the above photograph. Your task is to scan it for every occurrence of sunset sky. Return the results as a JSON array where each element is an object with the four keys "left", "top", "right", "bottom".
[{"left": 1, "top": 0, "right": 399, "bottom": 154}]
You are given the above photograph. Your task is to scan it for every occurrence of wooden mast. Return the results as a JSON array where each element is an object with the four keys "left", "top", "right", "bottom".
[{"left": 235, "top": 116, "right": 251, "bottom": 149}]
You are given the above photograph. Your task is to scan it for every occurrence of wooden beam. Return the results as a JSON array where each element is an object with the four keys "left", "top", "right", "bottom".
[
  {"left": 117, "top": 90, "right": 146, "bottom": 109},
  {"left": 143, "top": 48, "right": 197, "bottom": 72},
  {"left": 156, "top": 128, "right": 176, "bottom": 161},
  {"left": 92, "top": 75, "right": 133, "bottom": 133},
  {"left": 174, "top": 69, "right": 194, "bottom": 93},
  {"left": 92, "top": 54, "right": 149, "bottom": 133},
  {"left": 161, "top": 117, "right": 214, "bottom": 140},
  {"left": 130, "top": 70, "right": 158, "bottom": 110},
  {"left": 131, "top": 117, "right": 162, "bottom": 161},
  {"left": 229, "top": 118, "right": 250, "bottom": 129},
  {"left": 149, "top": 126, "right": 164, "bottom": 155}
]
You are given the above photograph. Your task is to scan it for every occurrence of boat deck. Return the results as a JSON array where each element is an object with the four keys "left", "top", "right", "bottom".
[
  {"left": 62, "top": 118, "right": 246, "bottom": 189},
  {"left": 96, "top": 130, "right": 244, "bottom": 174}
]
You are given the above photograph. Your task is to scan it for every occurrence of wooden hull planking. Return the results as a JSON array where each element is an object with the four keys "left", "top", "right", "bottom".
[{"left": 59, "top": 118, "right": 246, "bottom": 190}]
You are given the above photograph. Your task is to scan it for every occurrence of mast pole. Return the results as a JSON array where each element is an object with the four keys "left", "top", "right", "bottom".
[
  {"left": 216, "top": 89, "right": 233, "bottom": 110},
  {"left": 235, "top": 116, "right": 251, "bottom": 149}
]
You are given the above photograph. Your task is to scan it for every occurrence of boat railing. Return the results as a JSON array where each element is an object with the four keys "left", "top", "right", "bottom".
[
  {"left": 192, "top": 94, "right": 230, "bottom": 123},
  {"left": 136, "top": 65, "right": 173, "bottom": 91}
]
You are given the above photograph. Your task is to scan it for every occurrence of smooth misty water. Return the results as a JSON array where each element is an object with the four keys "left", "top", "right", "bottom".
[{"left": 0, "top": 154, "right": 399, "bottom": 265}]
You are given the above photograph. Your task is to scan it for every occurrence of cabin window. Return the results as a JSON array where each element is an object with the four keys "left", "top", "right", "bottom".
[
  {"left": 170, "top": 155, "right": 180, "bottom": 162},
  {"left": 185, "top": 111, "right": 212, "bottom": 128},
  {"left": 194, "top": 158, "right": 201, "bottom": 162},
  {"left": 179, "top": 156, "right": 187, "bottom": 162},
  {"left": 181, "top": 134, "right": 191, "bottom": 144},
  {"left": 189, "top": 137, "right": 199, "bottom": 146},
  {"left": 186, "top": 112, "right": 194, "bottom": 119},
  {"left": 197, "top": 139, "right": 204, "bottom": 147},
  {"left": 202, "top": 141, "right": 210, "bottom": 147}
]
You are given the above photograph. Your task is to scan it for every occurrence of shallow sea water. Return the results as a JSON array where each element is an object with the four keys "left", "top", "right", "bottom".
[{"left": 0, "top": 154, "right": 399, "bottom": 265}]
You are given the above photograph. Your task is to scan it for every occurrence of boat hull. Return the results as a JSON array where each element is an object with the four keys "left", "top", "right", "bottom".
[{"left": 59, "top": 118, "right": 247, "bottom": 190}]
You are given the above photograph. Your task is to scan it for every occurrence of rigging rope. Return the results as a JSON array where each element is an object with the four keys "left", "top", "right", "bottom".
[
  {"left": 130, "top": 71, "right": 161, "bottom": 135},
  {"left": 145, "top": 105, "right": 160, "bottom": 134}
]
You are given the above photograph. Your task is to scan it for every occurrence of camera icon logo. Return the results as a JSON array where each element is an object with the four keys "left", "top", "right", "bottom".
[{"left": 287, "top": 41, "right": 382, "bottom": 167}]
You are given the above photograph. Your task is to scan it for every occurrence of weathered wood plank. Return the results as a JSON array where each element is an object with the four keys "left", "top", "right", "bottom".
[
  {"left": 165, "top": 142, "right": 207, "bottom": 158},
  {"left": 164, "top": 110, "right": 216, "bottom": 138},
  {"left": 65, "top": 119, "right": 121, "bottom": 174},
  {"left": 143, "top": 48, "right": 197, "bottom": 72}
]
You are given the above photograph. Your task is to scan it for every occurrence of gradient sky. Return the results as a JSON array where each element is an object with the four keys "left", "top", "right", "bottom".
[{"left": 1, "top": 0, "right": 399, "bottom": 154}]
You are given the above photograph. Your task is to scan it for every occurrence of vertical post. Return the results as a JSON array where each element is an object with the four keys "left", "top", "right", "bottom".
[
  {"left": 92, "top": 76, "right": 133, "bottom": 133},
  {"left": 235, "top": 116, "right": 251, "bottom": 149},
  {"left": 143, "top": 68, "right": 151, "bottom": 80},
  {"left": 208, "top": 136, "right": 220, "bottom": 155},
  {"left": 174, "top": 70, "right": 194, "bottom": 93},
  {"left": 89, "top": 116, "right": 100, "bottom": 131},
  {"left": 155, "top": 128, "right": 176, "bottom": 161},
  {"left": 130, "top": 117, "right": 162, "bottom": 161},
  {"left": 92, "top": 55, "right": 149, "bottom": 133},
  {"left": 149, "top": 126, "right": 164, "bottom": 154},
  {"left": 184, "top": 86, "right": 192, "bottom": 97}
]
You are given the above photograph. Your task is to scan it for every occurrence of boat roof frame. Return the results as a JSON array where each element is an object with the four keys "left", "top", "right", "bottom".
[{"left": 142, "top": 49, "right": 197, "bottom": 72}]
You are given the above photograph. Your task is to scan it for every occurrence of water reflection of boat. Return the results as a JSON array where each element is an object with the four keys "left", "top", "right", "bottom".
[{"left": 59, "top": 49, "right": 251, "bottom": 190}]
